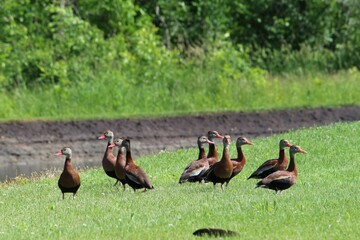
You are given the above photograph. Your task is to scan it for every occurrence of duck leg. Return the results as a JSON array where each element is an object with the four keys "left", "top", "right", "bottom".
[{"left": 113, "top": 180, "right": 119, "bottom": 186}]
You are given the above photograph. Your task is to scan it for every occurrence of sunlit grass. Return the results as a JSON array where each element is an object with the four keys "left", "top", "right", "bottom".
[
  {"left": 0, "top": 68, "right": 359, "bottom": 121},
  {"left": 1, "top": 121, "right": 359, "bottom": 239}
]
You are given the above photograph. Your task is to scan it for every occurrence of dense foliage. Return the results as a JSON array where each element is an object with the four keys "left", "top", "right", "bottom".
[
  {"left": 141, "top": 0, "right": 360, "bottom": 72},
  {"left": 0, "top": 1, "right": 359, "bottom": 120},
  {"left": 1, "top": 0, "right": 359, "bottom": 90}
]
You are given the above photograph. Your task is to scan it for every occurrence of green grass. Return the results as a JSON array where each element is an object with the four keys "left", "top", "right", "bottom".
[
  {"left": 1, "top": 121, "right": 360, "bottom": 239},
  {"left": 1, "top": 67, "right": 359, "bottom": 121}
]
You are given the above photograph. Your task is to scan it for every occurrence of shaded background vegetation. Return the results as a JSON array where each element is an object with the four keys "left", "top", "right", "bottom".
[{"left": 0, "top": 0, "right": 359, "bottom": 120}]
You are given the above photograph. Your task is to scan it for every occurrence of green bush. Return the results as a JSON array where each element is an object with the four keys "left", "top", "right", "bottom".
[{"left": 0, "top": 0, "right": 359, "bottom": 98}]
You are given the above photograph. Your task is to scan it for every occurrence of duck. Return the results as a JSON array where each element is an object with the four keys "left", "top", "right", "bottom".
[
  {"left": 204, "top": 135, "right": 233, "bottom": 191},
  {"left": 225, "top": 136, "right": 253, "bottom": 186},
  {"left": 56, "top": 147, "right": 81, "bottom": 199},
  {"left": 178, "top": 136, "right": 214, "bottom": 184},
  {"left": 248, "top": 139, "right": 292, "bottom": 179},
  {"left": 122, "top": 139, "right": 154, "bottom": 192},
  {"left": 98, "top": 130, "right": 120, "bottom": 186},
  {"left": 108, "top": 138, "right": 128, "bottom": 190},
  {"left": 206, "top": 130, "right": 224, "bottom": 166},
  {"left": 256, "top": 145, "right": 306, "bottom": 194}
]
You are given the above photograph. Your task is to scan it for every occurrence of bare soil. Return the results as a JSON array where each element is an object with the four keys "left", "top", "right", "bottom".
[{"left": 1, "top": 106, "right": 360, "bottom": 181}]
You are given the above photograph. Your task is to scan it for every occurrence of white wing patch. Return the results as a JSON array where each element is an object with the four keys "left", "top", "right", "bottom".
[
  {"left": 273, "top": 175, "right": 291, "bottom": 181},
  {"left": 189, "top": 167, "right": 206, "bottom": 177},
  {"left": 256, "top": 165, "right": 274, "bottom": 174}
]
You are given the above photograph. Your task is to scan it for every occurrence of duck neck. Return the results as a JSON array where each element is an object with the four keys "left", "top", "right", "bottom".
[
  {"left": 278, "top": 149, "right": 286, "bottom": 164},
  {"left": 287, "top": 153, "right": 297, "bottom": 176},
  {"left": 198, "top": 145, "right": 206, "bottom": 159},
  {"left": 64, "top": 157, "right": 73, "bottom": 171},
  {"left": 107, "top": 135, "right": 114, "bottom": 144},
  {"left": 117, "top": 146, "right": 126, "bottom": 163},
  {"left": 221, "top": 144, "right": 230, "bottom": 163},
  {"left": 125, "top": 148, "right": 134, "bottom": 165},
  {"left": 105, "top": 142, "right": 114, "bottom": 158},
  {"left": 207, "top": 143, "right": 218, "bottom": 159},
  {"left": 236, "top": 146, "right": 245, "bottom": 163}
]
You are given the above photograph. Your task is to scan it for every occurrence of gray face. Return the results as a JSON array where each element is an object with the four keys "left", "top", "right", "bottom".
[
  {"left": 236, "top": 137, "right": 250, "bottom": 147},
  {"left": 207, "top": 131, "right": 222, "bottom": 140},
  {"left": 223, "top": 135, "right": 231, "bottom": 145},
  {"left": 198, "top": 136, "right": 211, "bottom": 148},
  {"left": 290, "top": 145, "right": 306, "bottom": 154},
  {"left": 104, "top": 130, "right": 114, "bottom": 139},
  {"left": 199, "top": 136, "right": 208, "bottom": 143},
  {"left": 61, "top": 147, "right": 72, "bottom": 157},
  {"left": 114, "top": 138, "right": 124, "bottom": 147},
  {"left": 280, "top": 139, "right": 292, "bottom": 149}
]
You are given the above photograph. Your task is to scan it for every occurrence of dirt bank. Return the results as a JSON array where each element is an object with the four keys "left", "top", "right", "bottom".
[{"left": 1, "top": 106, "right": 359, "bottom": 181}]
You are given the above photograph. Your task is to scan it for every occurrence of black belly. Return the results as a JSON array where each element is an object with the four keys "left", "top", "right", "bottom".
[
  {"left": 206, "top": 171, "right": 229, "bottom": 184},
  {"left": 105, "top": 170, "right": 119, "bottom": 179},
  {"left": 58, "top": 183, "right": 81, "bottom": 193},
  {"left": 268, "top": 179, "right": 293, "bottom": 191},
  {"left": 125, "top": 176, "right": 144, "bottom": 190}
]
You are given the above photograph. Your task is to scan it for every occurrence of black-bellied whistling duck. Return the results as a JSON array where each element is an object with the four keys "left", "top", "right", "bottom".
[
  {"left": 122, "top": 139, "right": 154, "bottom": 192},
  {"left": 178, "top": 136, "right": 214, "bottom": 184},
  {"left": 204, "top": 135, "right": 233, "bottom": 191},
  {"left": 248, "top": 139, "right": 292, "bottom": 179},
  {"left": 56, "top": 147, "right": 81, "bottom": 199},
  {"left": 206, "top": 130, "right": 224, "bottom": 166},
  {"left": 98, "top": 130, "right": 120, "bottom": 186},
  {"left": 225, "top": 136, "right": 253, "bottom": 186},
  {"left": 108, "top": 138, "right": 127, "bottom": 190},
  {"left": 256, "top": 145, "right": 306, "bottom": 194}
]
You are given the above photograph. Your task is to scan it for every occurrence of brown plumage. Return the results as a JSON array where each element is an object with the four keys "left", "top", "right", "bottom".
[
  {"left": 178, "top": 136, "right": 214, "bottom": 184},
  {"left": 109, "top": 138, "right": 127, "bottom": 190},
  {"left": 122, "top": 139, "right": 154, "bottom": 192},
  {"left": 256, "top": 145, "right": 306, "bottom": 194},
  {"left": 56, "top": 147, "right": 81, "bottom": 199},
  {"left": 204, "top": 135, "right": 233, "bottom": 191},
  {"left": 98, "top": 130, "right": 120, "bottom": 186},
  {"left": 206, "top": 130, "right": 223, "bottom": 166},
  {"left": 248, "top": 139, "right": 292, "bottom": 179},
  {"left": 225, "top": 136, "right": 253, "bottom": 186}
]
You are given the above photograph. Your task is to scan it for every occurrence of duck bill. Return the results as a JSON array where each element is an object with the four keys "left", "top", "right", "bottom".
[
  {"left": 55, "top": 151, "right": 62, "bottom": 156},
  {"left": 98, "top": 134, "right": 106, "bottom": 140},
  {"left": 206, "top": 139, "right": 215, "bottom": 144},
  {"left": 247, "top": 141, "right": 253, "bottom": 145},
  {"left": 108, "top": 143, "right": 115, "bottom": 148},
  {"left": 299, "top": 149, "right": 307, "bottom": 153},
  {"left": 216, "top": 133, "right": 223, "bottom": 138}
]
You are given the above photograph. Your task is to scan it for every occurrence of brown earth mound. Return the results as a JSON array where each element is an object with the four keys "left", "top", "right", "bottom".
[{"left": 1, "top": 106, "right": 359, "bottom": 180}]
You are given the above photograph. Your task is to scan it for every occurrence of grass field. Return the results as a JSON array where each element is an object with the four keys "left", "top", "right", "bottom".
[
  {"left": 1, "top": 69, "right": 359, "bottom": 122},
  {"left": 1, "top": 121, "right": 360, "bottom": 239}
]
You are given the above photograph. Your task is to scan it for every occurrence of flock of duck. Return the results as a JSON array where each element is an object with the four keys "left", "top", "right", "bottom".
[{"left": 56, "top": 130, "right": 306, "bottom": 199}]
